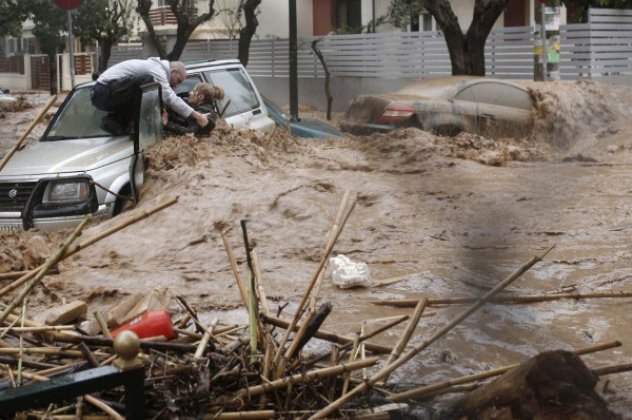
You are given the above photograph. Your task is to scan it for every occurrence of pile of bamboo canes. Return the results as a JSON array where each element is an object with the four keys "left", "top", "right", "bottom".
[{"left": 0, "top": 192, "right": 631, "bottom": 419}]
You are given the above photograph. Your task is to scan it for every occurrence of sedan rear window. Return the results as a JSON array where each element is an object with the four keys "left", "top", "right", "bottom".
[{"left": 203, "top": 68, "right": 259, "bottom": 117}]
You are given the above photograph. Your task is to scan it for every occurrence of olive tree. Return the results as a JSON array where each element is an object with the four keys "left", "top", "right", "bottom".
[{"left": 387, "top": 0, "right": 510, "bottom": 76}]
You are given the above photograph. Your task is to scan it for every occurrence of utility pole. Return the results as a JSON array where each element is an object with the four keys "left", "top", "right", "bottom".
[
  {"left": 289, "top": 0, "right": 299, "bottom": 121},
  {"left": 67, "top": 10, "right": 76, "bottom": 89}
]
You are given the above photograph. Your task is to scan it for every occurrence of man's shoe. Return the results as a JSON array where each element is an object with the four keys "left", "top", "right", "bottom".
[{"left": 101, "top": 114, "right": 130, "bottom": 136}]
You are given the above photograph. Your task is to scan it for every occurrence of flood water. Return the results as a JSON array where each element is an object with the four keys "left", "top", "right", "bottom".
[{"left": 1, "top": 81, "right": 631, "bottom": 416}]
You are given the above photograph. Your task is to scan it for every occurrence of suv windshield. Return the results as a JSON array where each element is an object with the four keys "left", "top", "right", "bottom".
[
  {"left": 44, "top": 86, "right": 109, "bottom": 140},
  {"left": 203, "top": 68, "right": 259, "bottom": 118}
]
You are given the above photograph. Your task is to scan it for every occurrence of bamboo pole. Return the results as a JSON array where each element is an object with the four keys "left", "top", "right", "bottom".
[
  {"left": 0, "top": 268, "right": 59, "bottom": 281},
  {"left": 222, "top": 233, "right": 250, "bottom": 308},
  {"left": 309, "top": 246, "right": 554, "bottom": 419},
  {"left": 310, "top": 190, "right": 351, "bottom": 311},
  {"left": 593, "top": 362, "right": 632, "bottom": 376},
  {"left": 0, "top": 217, "right": 90, "bottom": 325},
  {"left": 372, "top": 272, "right": 424, "bottom": 288},
  {"left": 341, "top": 331, "right": 361, "bottom": 396},
  {"left": 0, "top": 347, "right": 85, "bottom": 357},
  {"left": 194, "top": 318, "right": 218, "bottom": 360},
  {"left": 304, "top": 315, "right": 409, "bottom": 367},
  {"left": 262, "top": 314, "right": 392, "bottom": 354},
  {"left": 369, "top": 290, "right": 632, "bottom": 308},
  {"left": 16, "top": 297, "right": 27, "bottom": 386},
  {"left": 0, "top": 325, "right": 75, "bottom": 333},
  {"left": 382, "top": 298, "right": 427, "bottom": 384},
  {"left": 0, "top": 94, "right": 58, "bottom": 172},
  {"left": 389, "top": 340, "right": 622, "bottom": 401},
  {"left": 238, "top": 356, "right": 379, "bottom": 398},
  {"left": 0, "top": 197, "right": 178, "bottom": 298},
  {"left": 94, "top": 311, "right": 112, "bottom": 339},
  {"left": 203, "top": 411, "right": 275, "bottom": 419},
  {"left": 274, "top": 309, "right": 317, "bottom": 378},
  {"left": 273, "top": 196, "right": 357, "bottom": 367},
  {"left": 84, "top": 396, "right": 124, "bottom": 420},
  {"left": 252, "top": 250, "right": 270, "bottom": 317}
]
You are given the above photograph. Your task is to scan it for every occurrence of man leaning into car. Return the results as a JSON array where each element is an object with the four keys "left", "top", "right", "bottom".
[{"left": 91, "top": 58, "right": 209, "bottom": 135}]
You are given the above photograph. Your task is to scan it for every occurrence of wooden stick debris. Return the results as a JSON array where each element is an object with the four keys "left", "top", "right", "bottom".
[
  {"left": 239, "top": 356, "right": 379, "bottom": 398},
  {"left": 389, "top": 340, "right": 622, "bottom": 401},
  {"left": 0, "top": 325, "right": 76, "bottom": 333},
  {"left": 0, "top": 197, "right": 178, "bottom": 299},
  {"left": 251, "top": 250, "right": 270, "bottom": 317},
  {"left": 0, "top": 268, "right": 59, "bottom": 282},
  {"left": 382, "top": 298, "right": 427, "bottom": 384},
  {"left": 203, "top": 410, "right": 275, "bottom": 419},
  {"left": 0, "top": 94, "right": 58, "bottom": 172},
  {"left": 222, "top": 233, "right": 250, "bottom": 308},
  {"left": 93, "top": 311, "right": 112, "bottom": 339},
  {"left": 310, "top": 190, "right": 351, "bottom": 311},
  {"left": 309, "top": 246, "right": 555, "bottom": 419},
  {"left": 304, "top": 315, "right": 409, "bottom": 367},
  {"left": 262, "top": 314, "right": 392, "bottom": 354},
  {"left": 593, "top": 362, "right": 632, "bottom": 376},
  {"left": 370, "top": 290, "right": 632, "bottom": 308},
  {"left": 371, "top": 272, "right": 424, "bottom": 288},
  {"left": 273, "top": 196, "right": 357, "bottom": 367},
  {"left": 0, "top": 217, "right": 90, "bottom": 325}
]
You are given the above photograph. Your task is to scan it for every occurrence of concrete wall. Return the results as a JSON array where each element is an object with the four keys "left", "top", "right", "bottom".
[
  {"left": 0, "top": 73, "right": 30, "bottom": 91},
  {"left": 252, "top": 75, "right": 414, "bottom": 113},
  {"left": 257, "top": 0, "right": 313, "bottom": 38},
  {"left": 0, "top": 55, "right": 31, "bottom": 91}
]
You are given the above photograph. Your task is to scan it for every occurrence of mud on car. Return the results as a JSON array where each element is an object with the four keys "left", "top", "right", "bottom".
[{"left": 0, "top": 59, "right": 274, "bottom": 232}]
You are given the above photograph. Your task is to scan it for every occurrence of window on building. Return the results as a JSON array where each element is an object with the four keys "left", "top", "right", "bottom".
[
  {"left": 336, "top": 0, "right": 361, "bottom": 32},
  {"left": 421, "top": 13, "right": 435, "bottom": 31}
]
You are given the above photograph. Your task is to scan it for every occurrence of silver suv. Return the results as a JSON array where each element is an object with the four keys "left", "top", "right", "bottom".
[{"left": 0, "top": 59, "right": 274, "bottom": 231}]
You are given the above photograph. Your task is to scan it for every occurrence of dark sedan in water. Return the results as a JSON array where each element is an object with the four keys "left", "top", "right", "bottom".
[{"left": 340, "top": 77, "right": 534, "bottom": 137}]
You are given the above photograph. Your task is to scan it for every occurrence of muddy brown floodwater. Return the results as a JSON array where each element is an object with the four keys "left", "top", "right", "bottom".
[{"left": 1, "top": 81, "right": 631, "bottom": 417}]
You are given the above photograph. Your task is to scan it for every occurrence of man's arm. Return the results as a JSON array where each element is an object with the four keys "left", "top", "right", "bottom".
[{"left": 190, "top": 111, "right": 209, "bottom": 128}]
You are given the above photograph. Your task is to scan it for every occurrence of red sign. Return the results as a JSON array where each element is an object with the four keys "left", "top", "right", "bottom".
[{"left": 54, "top": 0, "right": 83, "bottom": 11}]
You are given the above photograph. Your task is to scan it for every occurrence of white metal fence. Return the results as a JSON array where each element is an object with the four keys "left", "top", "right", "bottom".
[
  {"left": 110, "top": 27, "right": 536, "bottom": 80},
  {"left": 560, "top": 8, "right": 632, "bottom": 78},
  {"left": 109, "top": 9, "right": 632, "bottom": 82}
]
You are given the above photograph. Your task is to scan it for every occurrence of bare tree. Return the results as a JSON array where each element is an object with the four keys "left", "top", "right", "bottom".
[
  {"left": 136, "top": 0, "right": 216, "bottom": 60},
  {"left": 311, "top": 38, "right": 332, "bottom": 120},
  {"left": 237, "top": 0, "right": 261, "bottom": 66}
]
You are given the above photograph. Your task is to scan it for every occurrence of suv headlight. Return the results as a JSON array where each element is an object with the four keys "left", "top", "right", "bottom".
[{"left": 42, "top": 180, "right": 90, "bottom": 203}]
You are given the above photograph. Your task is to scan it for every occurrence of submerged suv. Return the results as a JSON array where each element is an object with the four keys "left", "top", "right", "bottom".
[{"left": 0, "top": 59, "right": 274, "bottom": 231}]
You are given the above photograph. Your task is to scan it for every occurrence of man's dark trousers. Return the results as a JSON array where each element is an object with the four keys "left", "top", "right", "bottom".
[{"left": 91, "top": 73, "right": 154, "bottom": 125}]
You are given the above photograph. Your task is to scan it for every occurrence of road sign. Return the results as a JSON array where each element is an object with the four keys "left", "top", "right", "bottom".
[{"left": 54, "top": 0, "right": 83, "bottom": 11}]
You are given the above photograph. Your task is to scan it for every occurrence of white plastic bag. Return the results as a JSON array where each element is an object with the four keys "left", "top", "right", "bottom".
[{"left": 330, "top": 254, "right": 372, "bottom": 289}]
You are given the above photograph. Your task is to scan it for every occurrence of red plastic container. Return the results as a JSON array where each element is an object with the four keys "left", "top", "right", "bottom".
[{"left": 111, "top": 310, "right": 175, "bottom": 340}]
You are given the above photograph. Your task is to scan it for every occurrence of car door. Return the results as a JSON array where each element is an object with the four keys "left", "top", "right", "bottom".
[
  {"left": 130, "top": 83, "right": 163, "bottom": 202},
  {"left": 202, "top": 66, "right": 274, "bottom": 133}
]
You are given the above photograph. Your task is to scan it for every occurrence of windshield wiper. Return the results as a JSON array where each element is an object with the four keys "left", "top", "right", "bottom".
[{"left": 43, "top": 135, "right": 74, "bottom": 141}]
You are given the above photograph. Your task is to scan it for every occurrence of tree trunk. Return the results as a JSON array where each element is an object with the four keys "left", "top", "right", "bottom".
[
  {"left": 98, "top": 39, "right": 113, "bottom": 74},
  {"left": 443, "top": 32, "right": 486, "bottom": 75},
  {"left": 167, "top": 25, "right": 193, "bottom": 60},
  {"left": 424, "top": 0, "right": 509, "bottom": 76},
  {"left": 136, "top": 0, "right": 167, "bottom": 58},
  {"left": 237, "top": 0, "right": 261, "bottom": 66}
]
